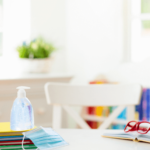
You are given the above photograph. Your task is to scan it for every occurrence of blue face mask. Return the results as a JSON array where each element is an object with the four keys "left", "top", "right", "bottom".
[{"left": 22, "top": 127, "right": 69, "bottom": 150}]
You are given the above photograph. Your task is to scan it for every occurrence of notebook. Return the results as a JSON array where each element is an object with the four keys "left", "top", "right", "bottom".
[
  {"left": 0, "top": 140, "right": 33, "bottom": 146},
  {"left": 0, "top": 135, "right": 30, "bottom": 141},
  {"left": 0, "top": 144, "right": 37, "bottom": 149},
  {"left": 102, "top": 131, "right": 150, "bottom": 143},
  {"left": 0, "top": 122, "right": 36, "bottom": 136}
]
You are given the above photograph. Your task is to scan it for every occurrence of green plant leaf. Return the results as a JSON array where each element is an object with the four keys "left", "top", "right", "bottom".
[{"left": 17, "top": 38, "right": 56, "bottom": 58}]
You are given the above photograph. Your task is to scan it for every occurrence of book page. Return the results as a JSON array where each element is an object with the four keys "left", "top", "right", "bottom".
[
  {"left": 102, "top": 131, "right": 138, "bottom": 140},
  {"left": 138, "top": 134, "right": 150, "bottom": 143}
]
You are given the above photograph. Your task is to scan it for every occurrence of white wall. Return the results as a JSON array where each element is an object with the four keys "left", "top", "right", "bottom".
[
  {"left": 31, "top": 0, "right": 67, "bottom": 73},
  {"left": 104, "top": 58, "right": 150, "bottom": 87},
  {"left": 1, "top": 0, "right": 67, "bottom": 75},
  {"left": 66, "top": 0, "right": 124, "bottom": 83},
  {"left": 3, "top": 0, "right": 30, "bottom": 55},
  {"left": 0, "top": 0, "right": 30, "bottom": 75},
  {"left": 1, "top": 0, "right": 129, "bottom": 84},
  {"left": 30, "top": 0, "right": 126, "bottom": 83}
]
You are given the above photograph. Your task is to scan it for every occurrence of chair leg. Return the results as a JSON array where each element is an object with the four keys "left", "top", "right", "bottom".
[
  {"left": 52, "top": 105, "right": 62, "bottom": 129},
  {"left": 63, "top": 105, "right": 91, "bottom": 129}
]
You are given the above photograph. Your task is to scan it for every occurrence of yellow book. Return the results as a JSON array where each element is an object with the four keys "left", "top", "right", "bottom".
[
  {"left": 95, "top": 106, "right": 103, "bottom": 116},
  {"left": 95, "top": 81, "right": 104, "bottom": 117},
  {"left": 0, "top": 122, "right": 36, "bottom": 136},
  {"left": 134, "top": 112, "right": 139, "bottom": 120}
]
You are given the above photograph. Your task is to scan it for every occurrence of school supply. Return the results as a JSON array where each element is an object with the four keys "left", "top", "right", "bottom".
[
  {"left": 87, "top": 81, "right": 127, "bottom": 129},
  {"left": 87, "top": 81, "right": 150, "bottom": 129},
  {"left": 0, "top": 144, "right": 37, "bottom": 149},
  {"left": 0, "top": 140, "right": 33, "bottom": 146},
  {"left": 0, "top": 135, "right": 30, "bottom": 141},
  {"left": 124, "top": 120, "right": 150, "bottom": 134},
  {"left": 0, "top": 122, "right": 37, "bottom": 149},
  {"left": 102, "top": 131, "right": 150, "bottom": 143},
  {"left": 103, "top": 120, "right": 150, "bottom": 143}
]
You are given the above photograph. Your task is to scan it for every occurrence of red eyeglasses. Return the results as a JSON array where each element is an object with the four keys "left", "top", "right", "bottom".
[{"left": 124, "top": 121, "right": 150, "bottom": 134}]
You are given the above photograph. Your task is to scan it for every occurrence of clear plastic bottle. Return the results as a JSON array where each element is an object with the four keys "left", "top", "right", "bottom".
[{"left": 10, "top": 86, "right": 34, "bottom": 131}]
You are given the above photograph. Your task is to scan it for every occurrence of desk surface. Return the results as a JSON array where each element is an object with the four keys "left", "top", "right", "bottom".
[{"left": 56, "top": 129, "right": 150, "bottom": 150}]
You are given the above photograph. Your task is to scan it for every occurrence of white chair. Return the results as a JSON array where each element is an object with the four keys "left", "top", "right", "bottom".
[{"left": 44, "top": 83, "right": 142, "bottom": 129}]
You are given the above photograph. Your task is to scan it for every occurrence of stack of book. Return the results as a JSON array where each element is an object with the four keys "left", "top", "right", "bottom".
[
  {"left": 0, "top": 122, "right": 37, "bottom": 150},
  {"left": 86, "top": 81, "right": 127, "bottom": 129},
  {"left": 86, "top": 81, "right": 108, "bottom": 129},
  {"left": 87, "top": 81, "right": 150, "bottom": 129},
  {"left": 135, "top": 88, "right": 150, "bottom": 121},
  {"left": 86, "top": 105, "right": 126, "bottom": 129}
]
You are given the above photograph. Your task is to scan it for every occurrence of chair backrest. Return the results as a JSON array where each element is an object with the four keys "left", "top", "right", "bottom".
[
  {"left": 45, "top": 83, "right": 142, "bottom": 106},
  {"left": 44, "top": 82, "right": 142, "bottom": 129}
]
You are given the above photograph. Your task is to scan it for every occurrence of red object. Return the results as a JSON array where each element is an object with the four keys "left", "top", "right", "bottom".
[
  {"left": 86, "top": 121, "right": 92, "bottom": 128},
  {"left": 87, "top": 81, "right": 98, "bottom": 128},
  {"left": 88, "top": 107, "right": 95, "bottom": 114},
  {"left": 0, "top": 140, "right": 33, "bottom": 146},
  {"left": 86, "top": 107, "right": 95, "bottom": 128},
  {"left": 89, "top": 81, "right": 97, "bottom": 84},
  {"left": 124, "top": 121, "right": 150, "bottom": 134}
]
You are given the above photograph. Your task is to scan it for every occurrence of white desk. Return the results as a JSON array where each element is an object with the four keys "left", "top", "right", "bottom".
[{"left": 56, "top": 129, "right": 150, "bottom": 150}]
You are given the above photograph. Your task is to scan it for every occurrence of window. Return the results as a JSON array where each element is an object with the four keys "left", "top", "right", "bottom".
[
  {"left": 0, "top": 0, "right": 3, "bottom": 56},
  {"left": 131, "top": 0, "right": 150, "bottom": 62}
]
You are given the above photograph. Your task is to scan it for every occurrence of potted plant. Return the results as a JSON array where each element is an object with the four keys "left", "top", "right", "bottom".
[{"left": 17, "top": 38, "right": 55, "bottom": 73}]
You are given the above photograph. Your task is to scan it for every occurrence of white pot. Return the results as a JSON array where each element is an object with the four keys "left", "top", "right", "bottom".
[{"left": 21, "top": 58, "right": 53, "bottom": 73}]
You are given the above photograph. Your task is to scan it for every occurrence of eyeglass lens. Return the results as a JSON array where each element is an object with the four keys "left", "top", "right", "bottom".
[{"left": 138, "top": 123, "right": 150, "bottom": 134}]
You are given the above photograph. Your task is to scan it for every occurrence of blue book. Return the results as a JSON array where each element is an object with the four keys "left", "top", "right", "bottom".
[
  {"left": 117, "top": 108, "right": 126, "bottom": 120},
  {"left": 135, "top": 104, "right": 139, "bottom": 112},
  {"left": 146, "top": 89, "right": 150, "bottom": 121},
  {"left": 0, "top": 135, "right": 30, "bottom": 141},
  {"left": 142, "top": 89, "right": 147, "bottom": 121},
  {"left": 139, "top": 89, "right": 144, "bottom": 121},
  {"left": 113, "top": 106, "right": 125, "bottom": 119},
  {"left": 112, "top": 124, "right": 123, "bottom": 129}
]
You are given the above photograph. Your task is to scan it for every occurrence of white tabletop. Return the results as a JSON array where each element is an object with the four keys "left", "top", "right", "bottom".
[{"left": 55, "top": 129, "right": 150, "bottom": 150}]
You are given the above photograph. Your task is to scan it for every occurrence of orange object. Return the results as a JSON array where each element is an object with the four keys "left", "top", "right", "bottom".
[{"left": 91, "top": 121, "right": 98, "bottom": 129}]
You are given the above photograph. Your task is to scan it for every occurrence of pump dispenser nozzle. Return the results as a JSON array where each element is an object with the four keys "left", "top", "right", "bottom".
[{"left": 17, "top": 86, "right": 30, "bottom": 98}]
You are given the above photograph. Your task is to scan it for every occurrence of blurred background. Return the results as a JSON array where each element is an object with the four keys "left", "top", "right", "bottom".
[{"left": 0, "top": 0, "right": 150, "bottom": 129}]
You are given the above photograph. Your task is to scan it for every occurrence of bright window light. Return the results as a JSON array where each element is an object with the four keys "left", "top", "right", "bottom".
[{"left": 131, "top": 0, "right": 150, "bottom": 62}]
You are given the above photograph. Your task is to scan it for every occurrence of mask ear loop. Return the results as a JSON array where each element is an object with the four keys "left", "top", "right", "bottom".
[
  {"left": 22, "top": 133, "right": 39, "bottom": 150},
  {"left": 22, "top": 134, "right": 25, "bottom": 150}
]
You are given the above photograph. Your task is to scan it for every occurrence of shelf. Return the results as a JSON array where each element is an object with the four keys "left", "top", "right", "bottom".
[
  {"left": 0, "top": 72, "right": 73, "bottom": 80},
  {"left": 83, "top": 115, "right": 127, "bottom": 125}
]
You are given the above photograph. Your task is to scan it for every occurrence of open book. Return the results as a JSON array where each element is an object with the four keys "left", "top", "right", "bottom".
[{"left": 102, "top": 131, "right": 150, "bottom": 143}]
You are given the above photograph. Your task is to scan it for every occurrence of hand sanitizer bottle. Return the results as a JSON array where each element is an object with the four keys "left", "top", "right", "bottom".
[{"left": 10, "top": 86, "right": 34, "bottom": 131}]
